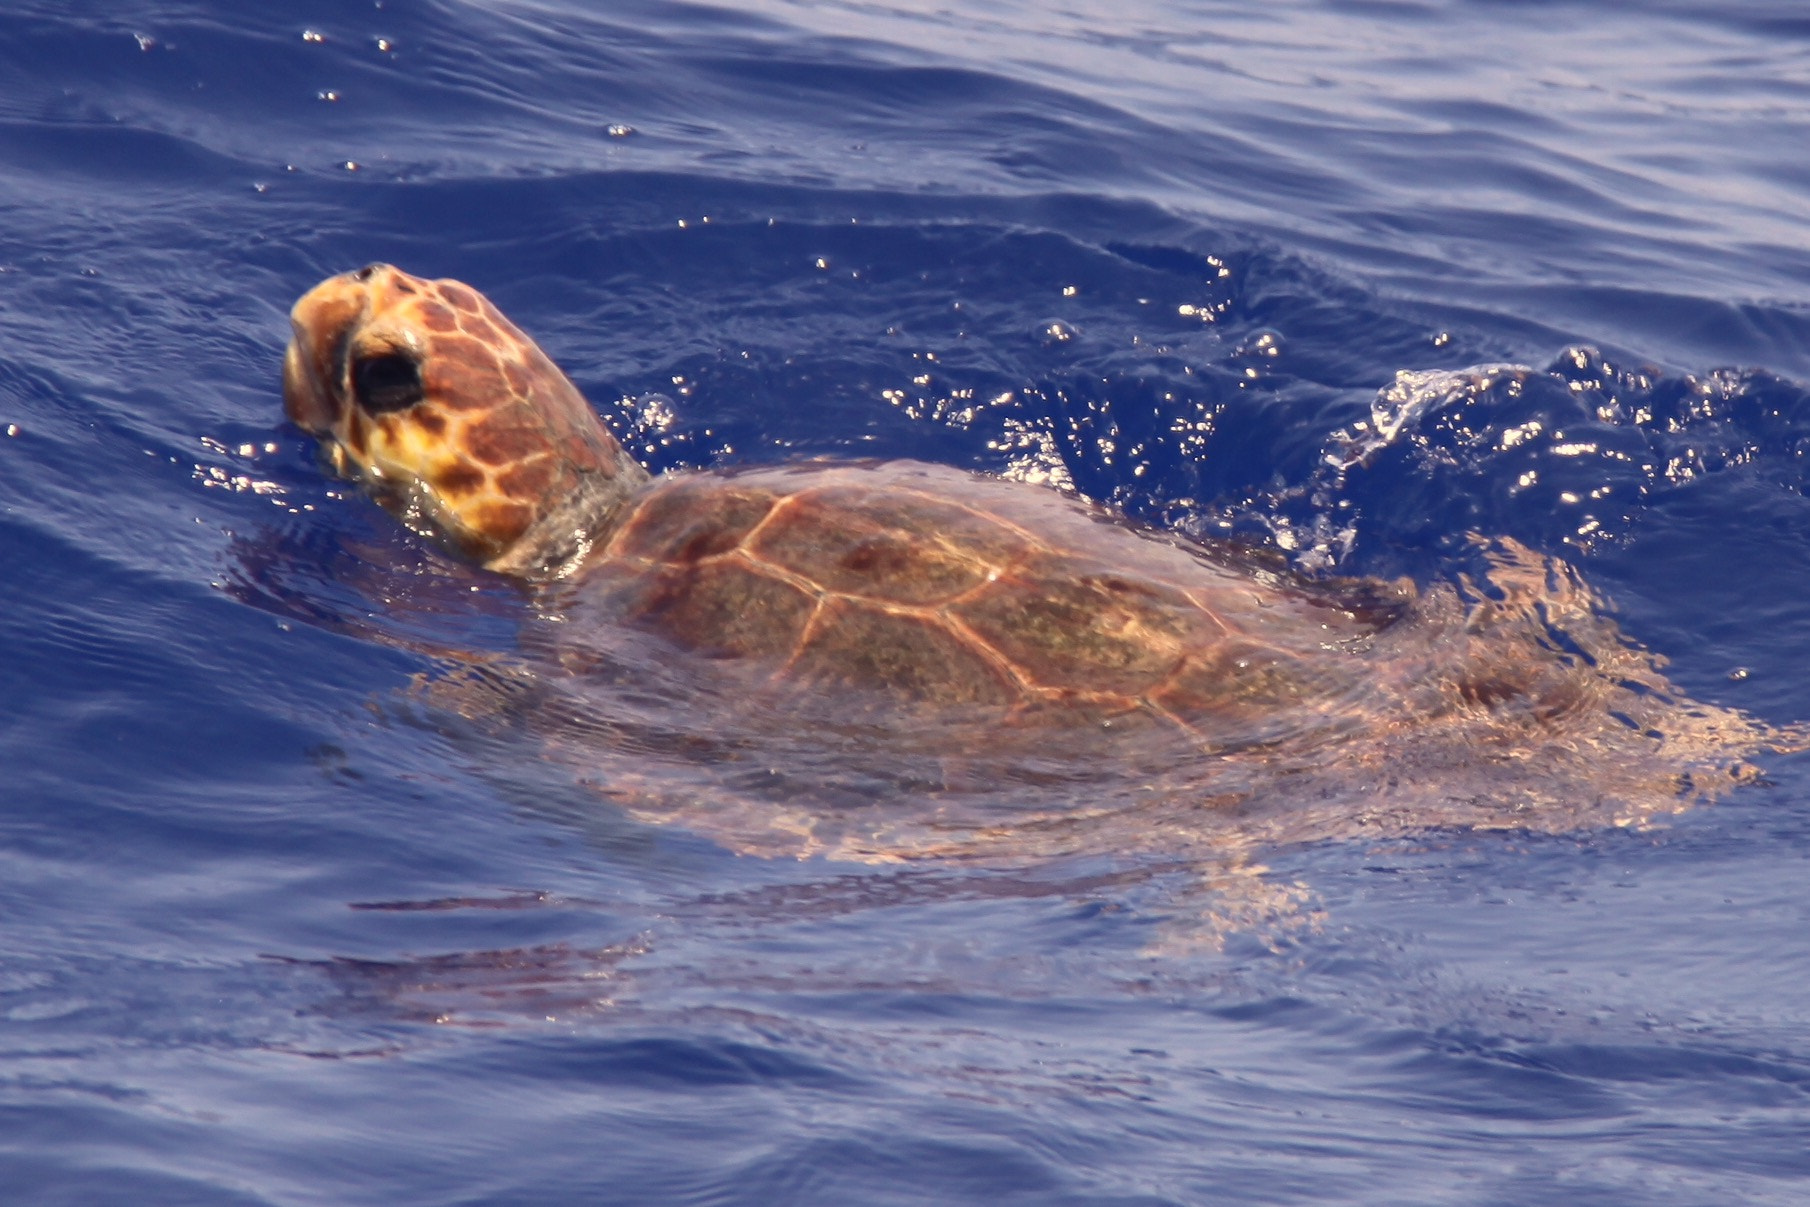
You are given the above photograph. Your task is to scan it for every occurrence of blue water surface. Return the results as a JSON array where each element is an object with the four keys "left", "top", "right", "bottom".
[{"left": 4, "top": 1, "right": 1810, "bottom": 1203}]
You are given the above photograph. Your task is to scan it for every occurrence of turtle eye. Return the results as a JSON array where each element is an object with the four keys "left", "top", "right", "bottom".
[{"left": 352, "top": 352, "right": 424, "bottom": 414}]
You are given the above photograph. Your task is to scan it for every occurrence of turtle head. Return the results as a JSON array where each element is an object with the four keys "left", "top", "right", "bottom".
[{"left": 282, "top": 264, "right": 649, "bottom": 576}]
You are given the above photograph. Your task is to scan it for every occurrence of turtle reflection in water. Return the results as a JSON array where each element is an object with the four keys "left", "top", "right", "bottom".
[{"left": 281, "top": 264, "right": 1792, "bottom": 910}]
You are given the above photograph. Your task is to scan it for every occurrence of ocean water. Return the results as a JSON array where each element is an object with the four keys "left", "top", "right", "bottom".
[{"left": 4, "top": 1, "right": 1810, "bottom": 1203}]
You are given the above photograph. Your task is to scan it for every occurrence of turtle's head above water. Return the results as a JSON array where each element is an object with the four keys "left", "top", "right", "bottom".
[{"left": 282, "top": 264, "right": 648, "bottom": 576}]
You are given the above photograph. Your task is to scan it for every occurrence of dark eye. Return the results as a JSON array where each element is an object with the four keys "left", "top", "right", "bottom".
[{"left": 352, "top": 352, "right": 424, "bottom": 414}]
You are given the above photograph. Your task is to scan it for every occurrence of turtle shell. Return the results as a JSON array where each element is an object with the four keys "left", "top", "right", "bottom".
[
  {"left": 547, "top": 460, "right": 1402, "bottom": 752},
  {"left": 474, "top": 457, "right": 1787, "bottom": 869}
]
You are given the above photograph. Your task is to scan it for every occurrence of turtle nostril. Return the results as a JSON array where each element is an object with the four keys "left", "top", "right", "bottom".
[{"left": 352, "top": 263, "right": 389, "bottom": 282}]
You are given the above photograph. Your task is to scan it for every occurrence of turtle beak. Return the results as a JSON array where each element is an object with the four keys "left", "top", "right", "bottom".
[
  {"left": 284, "top": 270, "right": 376, "bottom": 434},
  {"left": 282, "top": 333, "right": 336, "bottom": 434}
]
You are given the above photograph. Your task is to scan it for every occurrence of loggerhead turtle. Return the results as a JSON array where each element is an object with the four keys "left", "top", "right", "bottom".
[{"left": 280, "top": 264, "right": 1790, "bottom": 869}]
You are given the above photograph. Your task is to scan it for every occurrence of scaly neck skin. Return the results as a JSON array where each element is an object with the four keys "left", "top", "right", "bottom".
[
  {"left": 467, "top": 370, "right": 654, "bottom": 578},
  {"left": 487, "top": 452, "right": 651, "bottom": 579}
]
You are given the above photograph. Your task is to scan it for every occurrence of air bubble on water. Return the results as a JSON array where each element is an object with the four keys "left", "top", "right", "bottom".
[
  {"left": 1235, "top": 330, "right": 1283, "bottom": 359},
  {"left": 635, "top": 393, "right": 677, "bottom": 433}
]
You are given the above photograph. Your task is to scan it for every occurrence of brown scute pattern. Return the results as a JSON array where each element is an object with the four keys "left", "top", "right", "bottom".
[
  {"left": 749, "top": 486, "right": 1028, "bottom": 606},
  {"left": 622, "top": 560, "right": 816, "bottom": 659},
  {"left": 465, "top": 411, "right": 551, "bottom": 467},
  {"left": 929, "top": 480, "right": 1198, "bottom": 577},
  {"left": 789, "top": 599, "right": 1016, "bottom": 706},
  {"left": 424, "top": 345, "right": 505, "bottom": 409},
  {"left": 471, "top": 499, "right": 535, "bottom": 548},
  {"left": 434, "top": 462, "right": 486, "bottom": 496},
  {"left": 464, "top": 318, "right": 505, "bottom": 349},
  {"left": 442, "top": 282, "right": 480, "bottom": 314},
  {"left": 584, "top": 462, "right": 1379, "bottom": 721},
  {"left": 611, "top": 476, "right": 781, "bottom": 563},
  {"left": 561, "top": 429, "right": 618, "bottom": 477},
  {"left": 419, "top": 301, "right": 458, "bottom": 333},
  {"left": 1154, "top": 641, "right": 1315, "bottom": 714},
  {"left": 476, "top": 295, "right": 515, "bottom": 329},
  {"left": 495, "top": 457, "right": 559, "bottom": 501},
  {"left": 953, "top": 553, "right": 1221, "bottom": 695}
]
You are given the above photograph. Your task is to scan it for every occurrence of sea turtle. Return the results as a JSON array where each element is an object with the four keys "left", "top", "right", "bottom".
[{"left": 280, "top": 264, "right": 1789, "bottom": 870}]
